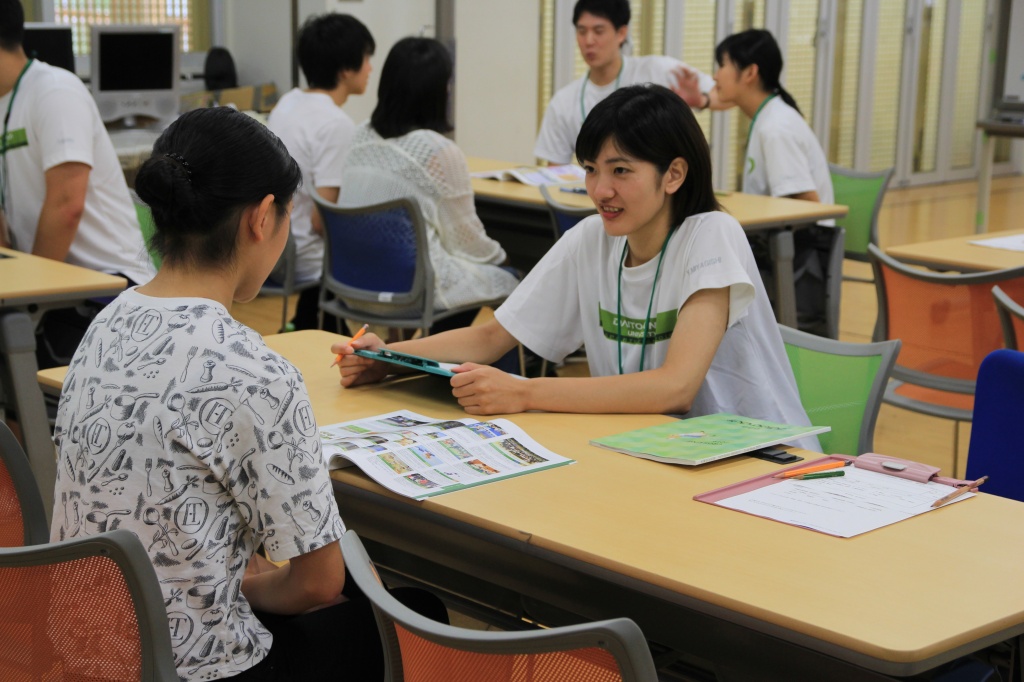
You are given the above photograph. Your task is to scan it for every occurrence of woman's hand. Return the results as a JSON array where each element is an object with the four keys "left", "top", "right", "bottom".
[
  {"left": 332, "top": 333, "right": 390, "bottom": 387},
  {"left": 449, "top": 364, "right": 530, "bottom": 415}
]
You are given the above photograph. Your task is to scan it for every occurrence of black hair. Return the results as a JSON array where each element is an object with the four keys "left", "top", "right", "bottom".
[
  {"left": 0, "top": 0, "right": 24, "bottom": 52},
  {"left": 297, "top": 13, "right": 375, "bottom": 90},
  {"left": 715, "top": 29, "right": 801, "bottom": 115},
  {"left": 134, "top": 107, "right": 302, "bottom": 270},
  {"left": 203, "top": 47, "right": 237, "bottom": 90},
  {"left": 370, "top": 37, "right": 453, "bottom": 139},
  {"left": 572, "top": 0, "right": 630, "bottom": 29},
  {"left": 576, "top": 84, "right": 720, "bottom": 226}
]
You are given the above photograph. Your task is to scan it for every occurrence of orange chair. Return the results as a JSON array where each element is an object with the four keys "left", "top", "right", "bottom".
[
  {"left": 0, "top": 530, "right": 178, "bottom": 681},
  {"left": 0, "top": 422, "right": 47, "bottom": 547},
  {"left": 340, "top": 530, "right": 658, "bottom": 682},
  {"left": 993, "top": 285, "right": 1024, "bottom": 350},
  {"left": 868, "top": 244, "right": 1024, "bottom": 473}
]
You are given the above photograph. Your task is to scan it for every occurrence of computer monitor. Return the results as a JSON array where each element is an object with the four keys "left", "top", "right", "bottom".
[
  {"left": 22, "top": 23, "right": 75, "bottom": 73},
  {"left": 90, "top": 24, "right": 180, "bottom": 123},
  {"left": 993, "top": 0, "right": 1024, "bottom": 117}
]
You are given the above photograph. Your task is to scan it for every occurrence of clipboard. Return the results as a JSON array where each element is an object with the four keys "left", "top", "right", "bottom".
[
  {"left": 354, "top": 348, "right": 457, "bottom": 378},
  {"left": 695, "top": 453, "right": 975, "bottom": 537}
]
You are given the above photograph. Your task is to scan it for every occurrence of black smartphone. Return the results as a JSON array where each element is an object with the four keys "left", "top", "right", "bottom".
[{"left": 749, "top": 446, "right": 804, "bottom": 465}]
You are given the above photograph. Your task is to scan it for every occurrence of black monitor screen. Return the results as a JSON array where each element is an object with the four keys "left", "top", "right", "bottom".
[
  {"left": 23, "top": 26, "right": 75, "bottom": 72},
  {"left": 98, "top": 32, "right": 175, "bottom": 91}
]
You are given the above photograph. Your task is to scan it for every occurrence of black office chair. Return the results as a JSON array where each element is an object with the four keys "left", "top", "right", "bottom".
[{"left": 203, "top": 46, "right": 238, "bottom": 91}]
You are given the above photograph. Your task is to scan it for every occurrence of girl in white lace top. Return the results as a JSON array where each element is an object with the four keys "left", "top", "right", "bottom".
[{"left": 339, "top": 38, "right": 519, "bottom": 321}]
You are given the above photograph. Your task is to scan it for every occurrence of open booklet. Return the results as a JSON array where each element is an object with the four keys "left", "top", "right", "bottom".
[
  {"left": 471, "top": 164, "right": 586, "bottom": 186},
  {"left": 320, "top": 410, "right": 574, "bottom": 500}
]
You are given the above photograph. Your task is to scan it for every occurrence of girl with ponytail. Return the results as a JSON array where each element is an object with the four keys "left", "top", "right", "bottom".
[{"left": 710, "top": 29, "right": 833, "bottom": 204}]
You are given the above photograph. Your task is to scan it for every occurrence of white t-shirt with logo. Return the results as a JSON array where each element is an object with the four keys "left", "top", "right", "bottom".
[
  {"left": 534, "top": 55, "right": 714, "bottom": 164},
  {"left": 495, "top": 212, "right": 818, "bottom": 448},
  {"left": 0, "top": 60, "right": 154, "bottom": 285},
  {"left": 743, "top": 95, "right": 834, "bottom": 206},
  {"left": 267, "top": 88, "right": 356, "bottom": 282},
  {"left": 51, "top": 288, "right": 345, "bottom": 681}
]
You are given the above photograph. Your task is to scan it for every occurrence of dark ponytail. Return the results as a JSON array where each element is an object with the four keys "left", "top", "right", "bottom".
[
  {"left": 715, "top": 29, "right": 801, "bottom": 116},
  {"left": 135, "top": 107, "right": 301, "bottom": 269}
]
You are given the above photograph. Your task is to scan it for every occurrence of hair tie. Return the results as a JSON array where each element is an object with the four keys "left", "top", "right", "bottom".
[{"left": 165, "top": 152, "right": 192, "bottom": 183}]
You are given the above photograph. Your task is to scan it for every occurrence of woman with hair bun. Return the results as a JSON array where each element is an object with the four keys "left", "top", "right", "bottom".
[{"left": 50, "top": 106, "right": 443, "bottom": 680}]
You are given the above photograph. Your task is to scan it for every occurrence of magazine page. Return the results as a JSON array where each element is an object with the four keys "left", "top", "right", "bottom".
[
  {"left": 539, "top": 164, "right": 587, "bottom": 184},
  {"left": 320, "top": 410, "right": 574, "bottom": 500}
]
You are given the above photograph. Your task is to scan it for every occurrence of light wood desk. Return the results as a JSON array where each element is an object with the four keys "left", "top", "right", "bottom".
[
  {"left": 1, "top": 247, "right": 126, "bottom": 519},
  {"left": 468, "top": 157, "right": 849, "bottom": 329},
  {"left": 263, "top": 330, "right": 1024, "bottom": 681},
  {"left": 886, "top": 229, "right": 1024, "bottom": 273}
]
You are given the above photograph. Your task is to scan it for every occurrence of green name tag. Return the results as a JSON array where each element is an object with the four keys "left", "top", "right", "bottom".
[{"left": 2, "top": 128, "right": 27, "bottom": 151}]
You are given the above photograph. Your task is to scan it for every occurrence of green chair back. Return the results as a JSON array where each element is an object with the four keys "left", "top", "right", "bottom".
[
  {"left": 780, "top": 325, "right": 900, "bottom": 455},
  {"left": 829, "top": 165, "right": 892, "bottom": 261},
  {"left": 133, "top": 199, "right": 162, "bottom": 269}
]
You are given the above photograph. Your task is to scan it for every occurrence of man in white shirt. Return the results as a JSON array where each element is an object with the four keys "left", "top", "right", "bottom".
[
  {"left": 268, "top": 13, "right": 375, "bottom": 330},
  {"left": 534, "top": 0, "right": 720, "bottom": 165},
  {"left": 0, "top": 0, "right": 155, "bottom": 365}
]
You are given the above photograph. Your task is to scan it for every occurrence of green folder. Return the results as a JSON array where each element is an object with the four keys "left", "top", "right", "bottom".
[{"left": 590, "top": 413, "right": 829, "bottom": 466}]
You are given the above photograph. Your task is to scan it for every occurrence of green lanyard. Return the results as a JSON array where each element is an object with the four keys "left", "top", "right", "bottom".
[
  {"left": 1, "top": 58, "right": 33, "bottom": 211},
  {"left": 580, "top": 59, "right": 624, "bottom": 121},
  {"left": 743, "top": 92, "right": 776, "bottom": 169},
  {"left": 616, "top": 231, "right": 672, "bottom": 375}
]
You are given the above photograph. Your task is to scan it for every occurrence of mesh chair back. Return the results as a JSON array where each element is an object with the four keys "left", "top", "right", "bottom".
[
  {"left": 316, "top": 193, "right": 445, "bottom": 329},
  {"left": 993, "top": 285, "right": 1024, "bottom": 350},
  {"left": 869, "top": 244, "right": 1024, "bottom": 416},
  {"left": 395, "top": 624, "right": 626, "bottom": 682},
  {"left": 780, "top": 325, "right": 900, "bottom": 455},
  {"left": 260, "top": 231, "right": 320, "bottom": 330},
  {"left": 132, "top": 198, "right": 162, "bottom": 269},
  {"left": 0, "top": 422, "right": 48, "bottom": 547},
  {"left": 0, "top": 530, "right": 178, "bottom": 681},
  {"left": 340, "top": 530, "right": 658, "bottom": 682},
  {"left": 829, "top": 165, "right": 892, "bottom": 260},
  {"left": 539, "top": 185, "right": 596, "bottom": 240},
  {"left": 966, "top": 349, "right": 1024, "bottom": 502}
]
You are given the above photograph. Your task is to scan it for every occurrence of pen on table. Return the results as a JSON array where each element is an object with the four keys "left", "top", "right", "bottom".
[
  {"left": 330, "top": 324, "right": 369, "bottom": 368},
  {"left": 793, "top": 471, "right": 845, "bottom": 480},
  {"left": 931, "top": 475, "right": 988, "bottom": 508},
  {"left": 773, "top": 459, "right": 850, "bottom": 479}
]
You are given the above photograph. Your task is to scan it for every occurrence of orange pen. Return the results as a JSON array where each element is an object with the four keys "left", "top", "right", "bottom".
[
  {"left": 330, "top": 324, "right": 369, "bottom": 368},
  {"left": 773, "top": 459, "right": 848, "bottom": 479}
]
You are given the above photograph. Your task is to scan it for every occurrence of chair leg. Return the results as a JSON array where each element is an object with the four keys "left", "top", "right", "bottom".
[
  {"left": 952, "top": 421, "right": 961, "bottom": 478},
  {"left": 518, "top": 344, "right": 527, "bottom": 376},
  {"left": 281, "top": 297, "right": 289, "bottom": 333}
]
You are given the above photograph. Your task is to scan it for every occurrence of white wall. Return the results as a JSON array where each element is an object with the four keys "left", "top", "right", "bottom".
[
  {"left": 454, "top": 0, "right": 540, "bottom": 164},
  {"left": 222, "top": 0, "right": 540, "bottom": 162}
]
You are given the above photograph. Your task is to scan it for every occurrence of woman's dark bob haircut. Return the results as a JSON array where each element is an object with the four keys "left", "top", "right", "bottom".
[
  {"left": 135, "top": 107, "right": 301, "bottom": 269},
  {"left": 370, "top": 37, "right": 453, "bottom": 139},
  {"left": 575, "top": 84, "right": 720, "bottom": 226}
]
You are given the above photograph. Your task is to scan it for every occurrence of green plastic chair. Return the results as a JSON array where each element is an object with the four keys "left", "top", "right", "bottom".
[
  {"left": 131, "top": 193, "right": 162, "bottom": 269},
  {"left": 780, "top": 324, "right": 901, "bottom": 455},
  {"left": 829, "top": 164, "right": 893, "bottom": 283}
]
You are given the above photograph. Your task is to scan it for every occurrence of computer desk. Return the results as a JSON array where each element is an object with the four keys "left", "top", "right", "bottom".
[
  {"left": 1, "top": 247, "right": 126, "bottom": 521},
  {"left": 468, "top": 157, "right": 849, "bottom": 330},
  {"left": 886, "top": 229, "right": 1024, "bottom": 272},
  {"left": 264, "top": 330, "right": 1024, "bottom": 682}
]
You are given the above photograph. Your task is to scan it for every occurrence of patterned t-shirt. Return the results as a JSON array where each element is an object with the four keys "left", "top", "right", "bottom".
[{"left": 51, "top": 288, "right": 345, "bottom": 681}]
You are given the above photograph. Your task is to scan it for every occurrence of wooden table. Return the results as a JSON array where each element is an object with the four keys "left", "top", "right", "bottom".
[
  {"left": 886, "top": 229, "right": 1024, "bottom": 272},
  {"left": 469, "top": 157, "right": 849, "bottom": 329},
  {"left": 1, "top": 247, "right": 126, "bottom": 519},
  {"left": 266, "top": 330, "right": 1024, "bottom": 681}
]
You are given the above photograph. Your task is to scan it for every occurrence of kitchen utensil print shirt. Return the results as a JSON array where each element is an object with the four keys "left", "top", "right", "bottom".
[{"left": 51, "top": 288, "right": 344, "bottom": 681}]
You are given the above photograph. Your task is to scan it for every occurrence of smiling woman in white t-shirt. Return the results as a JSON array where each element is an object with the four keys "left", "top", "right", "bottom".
[{"left": 334, "top": 85, "right": 817, "bottom": 448}]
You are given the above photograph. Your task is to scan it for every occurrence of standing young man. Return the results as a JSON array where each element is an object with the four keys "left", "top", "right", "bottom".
[
  {"left": 534, "top": 0, "right": 720, "bottom": 165},
  {"left": 0, "top": 0, "right": 155, "bottom": 365},
  {"left": 267, "top": 13, "right": 375, "bottom": 330}
]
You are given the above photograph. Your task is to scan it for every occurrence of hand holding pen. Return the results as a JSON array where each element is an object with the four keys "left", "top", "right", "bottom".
[{"left": 330, "top": 324, "right": 369, "bottom": 368}]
